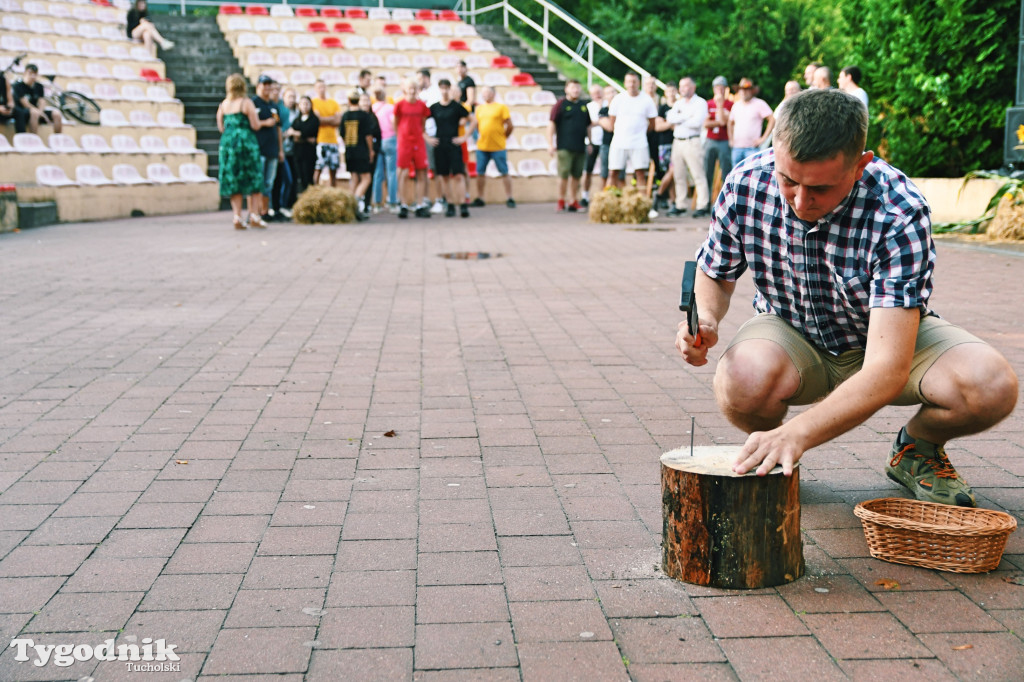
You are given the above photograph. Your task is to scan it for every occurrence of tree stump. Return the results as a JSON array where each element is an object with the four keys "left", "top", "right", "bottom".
[{"left": 661, "top": 445, "right": 803, "bottom": 589}]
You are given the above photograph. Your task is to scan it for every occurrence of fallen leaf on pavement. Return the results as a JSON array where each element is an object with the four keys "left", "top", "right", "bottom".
[
  {"left": 874, "top": 579, "right": 900, "bottom": 590},
  {"left": 174, "top": 460, "right": 188, "bottom": 465},
  {"left": 383, "top": 430, "right": 396, "bottom": 438},
  {"left": 951, "top": 644, "right": 973, "bottom": 651},
  {"left": 1002, "top": 575, "right": 1024, "bottom": 586}
]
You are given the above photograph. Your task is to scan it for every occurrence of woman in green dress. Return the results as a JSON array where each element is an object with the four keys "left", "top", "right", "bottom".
[{"left": 217, "top": 74, "right": 265, "bottom": 229}]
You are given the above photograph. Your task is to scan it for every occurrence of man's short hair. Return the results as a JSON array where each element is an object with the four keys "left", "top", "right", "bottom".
[
  {"left": 347, "top": 89, "right": 360, "bottom": 104},
  {"left": 565, "top": 78, "right": 581, "bottom": 87},
  {"left": 24, "top": 63, "right": 38, "bottom": 74},
  {"left": 359, "top": 69, "right": 372, "bottom": 79},
  {"left": 438, "top": 78, "right": 451, "bottom": 88},
  {"left": 773, "top": 88, "right": 867, "bottom": 165},
  {"left": 841, "top": 65, "right": 862, "bottom": 85},
  {"left": 418, "top": 68, "right": 431, "bottom": 79},
  {"left": 458, "top": 60, "right": 467, "bottom": 68},
  {"left": 624, "top": 71, "right": 639, "bottom": 81}
]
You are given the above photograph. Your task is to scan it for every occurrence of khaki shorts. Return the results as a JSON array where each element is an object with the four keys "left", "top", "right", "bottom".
[
  {"left": 557, "top": 149, "right": 586, "bottom": 179},
  {"left": 726, "top": 314, "right": 984, "bottom": 406}
]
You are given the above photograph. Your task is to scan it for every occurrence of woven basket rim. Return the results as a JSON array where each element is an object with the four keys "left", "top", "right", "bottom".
[{"left": 854, "top": 497, "right": 1017, "bottom": 536}]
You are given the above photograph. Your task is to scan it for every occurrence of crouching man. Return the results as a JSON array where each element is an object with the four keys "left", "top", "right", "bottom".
[{"left": 675, "top": 88, "right": 1018, "bottom": 507}]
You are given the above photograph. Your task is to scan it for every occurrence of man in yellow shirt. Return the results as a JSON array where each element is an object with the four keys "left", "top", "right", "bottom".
[
  {"left": 311, "top": 79, "right": 341, "bottom": 187},
  {"left": 472, "top": 86, "right": 515, "bottom": 208}
]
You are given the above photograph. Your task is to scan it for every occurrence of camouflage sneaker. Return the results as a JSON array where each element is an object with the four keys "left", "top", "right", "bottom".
[{"left": 885, "top": 431, "right": 976, "bottom": 508}]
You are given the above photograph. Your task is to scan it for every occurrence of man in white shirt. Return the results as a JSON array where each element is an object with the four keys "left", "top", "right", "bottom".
[
  {"left": 582, "top": 83, "right": 605, "bottom": 204},
  {"left": 416, "top": 69, "right": 444, "bottom": 212},
  {"left": 839, "top": 65, "right": 869, "bottom": 112},
  {"left": 604, "top": 72, "right": 658, "bottom": 189},
  {"left": 665, "top": 77, "right": 710, "bottom": 218}
]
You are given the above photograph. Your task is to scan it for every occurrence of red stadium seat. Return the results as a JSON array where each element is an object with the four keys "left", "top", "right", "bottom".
[
  {"left": 333, "top": 22, "right": 355, "bottom": 33},
  {"left": 447, "top": 40, "right": 469, "bottom": 51},
  {"left": 307, "top": 21, "right": 328, "bottom": 32},
  {"left": 219, "top": 4, "right": 242, "bottom": 14},
  {"left": 511, "top": 73, "right": 537, "bottom": 86},
  {"left": 140, "top": 68, "right": 167, "bottom": 82},
  {"left": 345, "top": 8, "right": 367, "bottom": 19},
  {"left": 440, "top": 10, "right": 460, "bottom": 21},
  {"left": 295, "top": 7, "right": 317, "bottom": 17},
  {"left": 416, "top": 9, "right": 437, "bottom": 20},
  {"left": 383, "top": 23, "right": 403, "bottom": 35},
  {"left": 491, "top": 56, "right": 514, "bottom": 69},
  {"left": 407, "top": 24, "right": 428, "bottom": 35},
  {"left": 245, "top": 5, "right": 268, "bottom": 15},
  {"left": 321, "top": 36, "right": 344, "bottom": 48},
  {"left": 321, "top": 7, "right": 342, "bottom": 18}
]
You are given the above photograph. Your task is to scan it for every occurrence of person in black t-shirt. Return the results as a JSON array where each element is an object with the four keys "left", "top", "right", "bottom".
[
  {"left": 652, "top": 83, "right": 678, "bottom": 211},
  {"left": 426, "top": 79, "right": 474, "bottom": 218},
  {"left": 12, "top": 64, "right": 62, "bottom": 134},
  {"left": 0, "top": 70, "right": 12, "bottom": 124},
  {"left": 359, "top": 92, "right": 381, "bottom": 216},
  {"left": 547, "top": 79, "right": 592, "bottom": 212},
  {"left": 251, "top": 75, "right": 282, "bottom": 222},
  {"left": 340, "top": 90, "right": 376, "bottom": 219},
  {"left": 126, "top": 0, "right": 174, "bottom": 51},
  {"left": 455, "top": 61, "right": 476, "bottom": 109},
  {"left": 286, "top": 96, "right": 319, "bottom": 195},
  {"left": 597, "top": 85, "right": 617, "bottom": 183}
]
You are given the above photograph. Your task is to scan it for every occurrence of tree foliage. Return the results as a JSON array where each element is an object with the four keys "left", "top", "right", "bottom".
[{"left": 501, "top": 0, "right": 1019, "bottom": 176}]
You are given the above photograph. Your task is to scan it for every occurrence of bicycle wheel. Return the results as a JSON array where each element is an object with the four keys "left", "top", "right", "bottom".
[{"left": 60, "top": 91, "right": 101, "bottom": 125}]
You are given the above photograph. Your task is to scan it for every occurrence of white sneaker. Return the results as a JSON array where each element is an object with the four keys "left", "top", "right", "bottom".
[
  {"left": 280, "top": 208, "right": 292, "bottom": 218},
  {"left": 648, "top": 208, "right": 659, "bottom": 219},
  {"left": 431, "top": 199, "right": 445, "bottom": 214},
  {"left": 388, "top": 204, "right": 400, "bottom": 214}
]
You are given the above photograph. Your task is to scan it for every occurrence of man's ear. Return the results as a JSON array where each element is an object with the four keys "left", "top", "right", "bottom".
[{"left": 855, "top": 150, "right": 874, "bottom": 176}]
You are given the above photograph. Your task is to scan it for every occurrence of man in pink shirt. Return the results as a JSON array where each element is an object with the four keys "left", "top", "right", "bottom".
[{"left": 727, "top": 77, "right": 774, "bottom": 167}]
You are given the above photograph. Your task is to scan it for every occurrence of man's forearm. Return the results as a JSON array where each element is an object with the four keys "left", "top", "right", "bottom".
[{"left": 694, "top": 270, "right": 734, "bottom": 333}]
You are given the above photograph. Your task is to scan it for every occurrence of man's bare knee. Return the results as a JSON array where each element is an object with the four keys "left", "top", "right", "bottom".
[{"left": 714, "top": 340, "right": 799, "bottom": 418}]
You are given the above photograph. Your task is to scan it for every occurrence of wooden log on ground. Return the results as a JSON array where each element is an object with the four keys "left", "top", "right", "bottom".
[{"left": 661, "top": 445, "right": 803, "bottom": 589}]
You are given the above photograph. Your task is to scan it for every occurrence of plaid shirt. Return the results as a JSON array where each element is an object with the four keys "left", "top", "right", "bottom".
[{"left": 697, "top": 149, "right": 934, "bottom": 355}]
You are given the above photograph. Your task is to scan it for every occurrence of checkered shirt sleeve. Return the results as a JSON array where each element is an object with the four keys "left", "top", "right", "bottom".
[{"left": 696, "top": 150, "right": 934, "bottom": 355}]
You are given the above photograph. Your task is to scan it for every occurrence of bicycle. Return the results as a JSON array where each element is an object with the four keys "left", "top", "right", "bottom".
[{"left": 3, "top": 53, "right": 102, "bottom": 126}]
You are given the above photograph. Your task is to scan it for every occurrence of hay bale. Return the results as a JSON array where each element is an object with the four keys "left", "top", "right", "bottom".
[
  {"left": 985, "top": 192, "right": 1024, "bottom": 241},
  {"left": 292, "top": 185, "right": 357, "bottom": 224},
  {"left": 589, "top": 186, "right": 652, "bottom": 224}
]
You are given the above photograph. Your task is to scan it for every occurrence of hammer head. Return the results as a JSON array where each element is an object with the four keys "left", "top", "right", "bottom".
[{"left": 679, "top": 260, "right": 699, "bottom": 341}]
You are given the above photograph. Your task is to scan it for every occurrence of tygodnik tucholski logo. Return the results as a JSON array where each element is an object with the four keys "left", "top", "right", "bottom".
[{"left": 9, "top": 637, "right": 180, "bottom": 671}]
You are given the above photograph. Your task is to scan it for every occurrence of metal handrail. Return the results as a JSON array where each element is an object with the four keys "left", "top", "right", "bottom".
[{"left": 463, "top": 0, "right": 665, "bottom": 92}]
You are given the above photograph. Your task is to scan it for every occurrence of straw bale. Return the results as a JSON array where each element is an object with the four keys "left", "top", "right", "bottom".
[{"left": 292, "top": 185, "right": 357, "bottom": 224}]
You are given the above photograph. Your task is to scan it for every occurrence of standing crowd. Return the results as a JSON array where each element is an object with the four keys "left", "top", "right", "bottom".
[{"left": 215, "top": 60, "right": 870, "bottom": 228}]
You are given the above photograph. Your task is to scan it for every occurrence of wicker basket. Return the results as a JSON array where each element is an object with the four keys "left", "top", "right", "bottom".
[{"left": 853, "top": 497, "right": 1017, "bottom": 573}]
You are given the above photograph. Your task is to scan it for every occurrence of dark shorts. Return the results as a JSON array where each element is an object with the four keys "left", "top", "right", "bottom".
[
  {"left": 585, "top": 144, "right": 600, "bottom": 174},
  {"left": 434, "top": 139, "right": 465, "bottom": 176},
  {"left": 345, "top": 150, "right": 372, "bottom": 175}
]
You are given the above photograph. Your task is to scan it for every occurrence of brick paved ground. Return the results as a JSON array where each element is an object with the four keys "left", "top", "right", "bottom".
[{"left": 0, "top": 205, "right": 1023, "bottom": 681}]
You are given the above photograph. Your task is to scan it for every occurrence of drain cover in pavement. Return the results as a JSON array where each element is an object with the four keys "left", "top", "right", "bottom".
[{"left": 439, "top": 252, "right": 503, "bottom": 260}]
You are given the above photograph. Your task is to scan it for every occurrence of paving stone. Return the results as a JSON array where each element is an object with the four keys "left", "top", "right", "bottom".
[
  {"left": 308, "top": 648, "right": 412, "bottom": 681},
  {"left": 0, "top": 544, "right": 94, "bottom": 577},
  {"left": 140, "top": 573, "right": 243, "bottom": 611},
  {"left": 516, "top": 641, "right": 626, "bottom": 681},
  {"left": 203, "top": 627, "right": 316, "bottom": 675},
  {"left": 418, "top": 551, "right": 503, "bottom": 586},
  {"left": 123, "top": 609, "right": 227, "bottom": 652},
  {"left": 22, "top": 515, "right": 119, "bottom": 546},
  {"left": 496, "top": 536, "right": 582, "bottom": 567},
  {"left": 838, "top": 658, "right": 958, "bottom": 681},
  {"left": 164, "top": 542, "right": 259, "bottom": 575},
  {"left": 509, "top": 600, "right": 613, "bottom": 643},
  {"left": 224, "top": 588, "right": 327, "bottom": 628},
  {"left": 318, "top": 606, "right": 415, "bottom": 649},
  {"left": 242, "top": 556, "right": 335, "bottom": 590},
  {"left": 92, "top": 528, "right": 187, "bottom": 559},
  {"left": 415, "top": 622, "right": 518, "bottom": 670},
  {"left": 62, "top": 556, "right": 166, "bottom": 592},
  {"left": 628, "top": 663, "right": 739, "bottom": 682},
  {"left": 777, "top": 574, "right": 885, "bottom": 614},
  {"left": 504, "top": 565, "right": 596, "bottom": 602},
  {"left": 802, "top": 611, "right": 932, "bottom": 659},
  {"left": 593, "top": 579, "right": 696, "bottom": 618},
  {"left": 326, "top": 570, "right": 416, "bottom": 607},
  {"left": 718, "top": 636, "right": 846, "bottom": 680},
  {"left": 335, "top": 539, "right": 417, "bottom": 572},
  {"left": 693, "top": 594, "right": 809, "bottom": 638},
  {"left": 27, "top": 591, "right": 143, "bottom": 632},
  {"left": 117, "top": 502, "right": 204, "bottom": 529},
  {"left": 185, "top": 515, "right": 271, "bottom": 543},
  {"left": 918, "top": 631, "right": 1024, "bottom": 682},
  {"left": 875, "top": 589, "right": 1005, "bottom": 633},
  {"left": 417, "top": 585, "right": 510, "bottom": 624}
]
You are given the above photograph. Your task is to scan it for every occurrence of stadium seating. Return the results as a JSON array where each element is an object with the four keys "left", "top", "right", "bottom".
[
  {"left": 37, "top": 165, "right": 78, "bottom": 186},
  {"left": 76, "top": 164, "right": 115, "bottom": 185}
]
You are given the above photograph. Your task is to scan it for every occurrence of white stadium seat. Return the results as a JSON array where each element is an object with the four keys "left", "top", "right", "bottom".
[
  {"left": 81, "top": 134, "right": 113, "bottom": 153},
  {"left": 76, "top": 165, "right": 115, "bottom": 186},
  {"left": 112, "top": 135, "right": 143, "bottom": 153},
  {"left": 179, "top": 163, "right": 216, "bottom": 183},
  {"left": 112, "top": 164, "right": 151, "bottom": 185},
  {"left": 13, "top": 133, "right": 49, "bottom": 153},
  {"left": 36, "top": 165, "right": 78, "bottom": 186},
  {"left": 168, "top": 136, "right": 201, "bottom": 154},
  {"left": 48, "top": 133, "right": 83, "bottom": 152},
  {"left": 99, "top": 109, "right": 131, "bottom": 127},
  {"left": 140, "top": 135, "right": 170, "bottom": 153},
  {"left": 146, "top": 163, "right": 182, "bottom": 184}
]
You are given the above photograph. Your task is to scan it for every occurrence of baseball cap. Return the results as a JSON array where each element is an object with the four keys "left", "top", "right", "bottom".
[
  {"left": 257, "top": 74, "right": 275, "bottom": 85},
  {"left": 738, "top": 77, "right": 755, "bottom": 89},
  {"left": 712, "top": 75, "right": 728, "bottom": 87}
]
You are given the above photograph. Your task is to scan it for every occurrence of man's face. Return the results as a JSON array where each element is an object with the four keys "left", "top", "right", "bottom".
[
  {"left": 283, "top": 89, "right": 296, "bottom": 108},
  {"left": 664, "top": 85, "right": 677, "bottom": 104},
  {"left": 456, "top": 63, "right": 466, "bottom": 77},
  {"left": 642, "top": 76, "right": 656, "bottom": 97},
  {"left": 359, "top": 74, "right": 371, "bottom": 89},
  {"left": 678, "top": 78, "right": 695, "bottom": 98},
  {"left": 603, "top": 86, "right": 617, "bottom": 103},
  {"left": 803, "top": 64, "right": 817, "bottom": 86},
  {"left": 774, "top": 144, "right": 873, "bottom": 223},
  {"left": 589, "top": 85, "right": 603, "bottom": 102},
  {"left": 712, "top": 84, "right": 727, "bottom": 99},
  {"left": 739, "top": 87, "right": 754, "bottom": 101},
  {"left": 359, "top": 94, "right": 371, "bottom": 111},
  {"left": 784, "top": 81, "right": 801, "bottom": 98},
  {"left": 624, "top": 74, "right": 639, "bottom": 95},
  {"left": 813, "top": 67, "right": 830, "bottom": 90},
  {"left": 482, "top": 87, "right": 495, "bottom": 103},
  {"left": 439, "top": 83, "right": 451, "bottom": 102},
  {"left": 417, "top": 74, "right": 429, "bottom": 90},
  {"left": 314, "top": 82, "right": 326, "bottom": 99},
  {"left": 565, "top": 82, "right": 581, "bottom": 100},
  {"left": 837, "top": 71, "right": 851, "bottom": 89},
  {"left": 24, "top": 69, "right": 37, "bottom": 86},
  {"left": 257, "top": 82, "right": 271, "bottom": 100},
  {"left": 270, "top": 84, "right": 280, "bottom": 102}
]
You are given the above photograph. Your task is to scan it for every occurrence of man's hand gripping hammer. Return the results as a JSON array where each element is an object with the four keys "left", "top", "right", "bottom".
[{"left": 679, "top": 261, "right": 702, "bottom": 348}]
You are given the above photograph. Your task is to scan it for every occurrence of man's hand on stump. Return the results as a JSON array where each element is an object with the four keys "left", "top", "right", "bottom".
[{"left": 733, "top": 427, "right": 805, "bottom": 477}]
